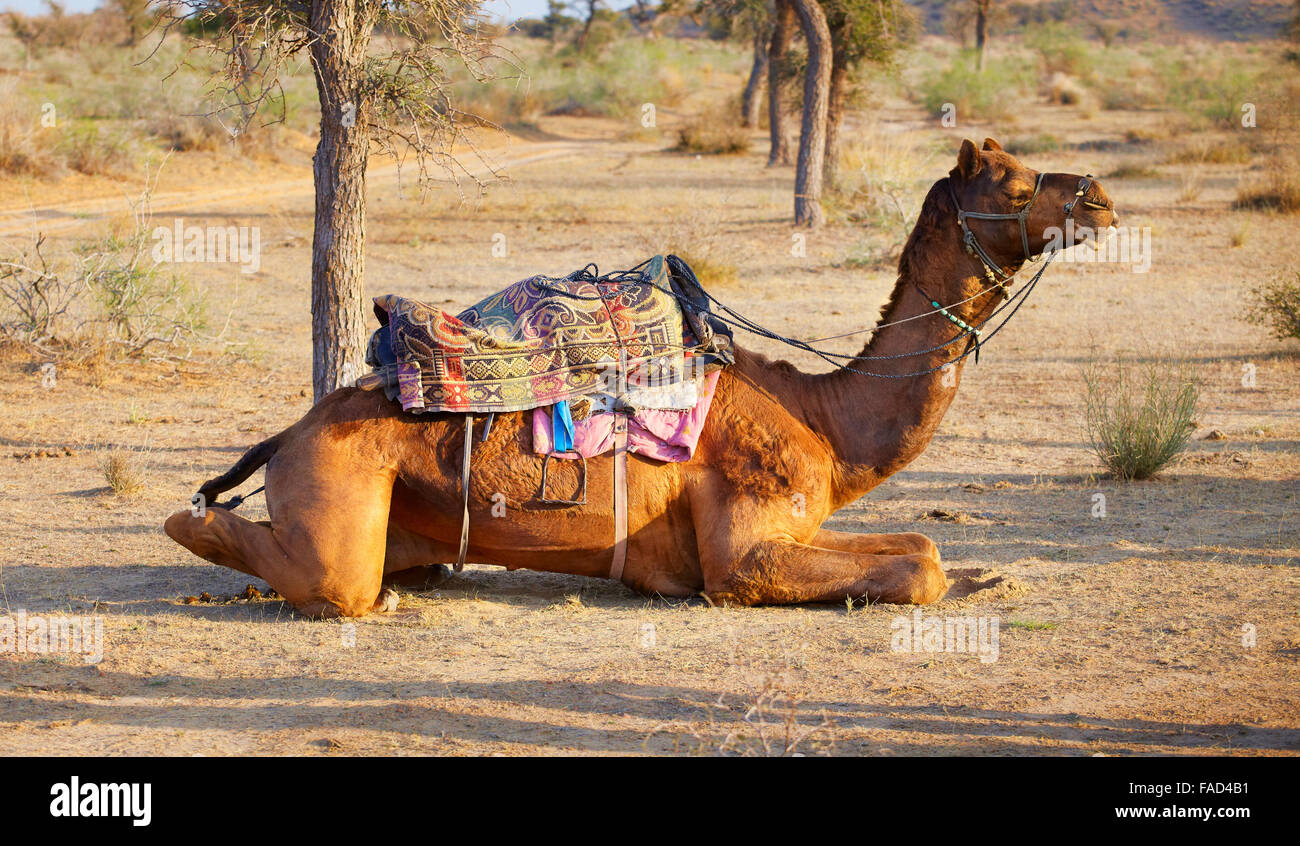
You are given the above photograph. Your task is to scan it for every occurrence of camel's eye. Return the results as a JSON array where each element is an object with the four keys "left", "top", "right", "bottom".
[{"left": 1005, "top": 177, "right": 1036, "bottom": 207}]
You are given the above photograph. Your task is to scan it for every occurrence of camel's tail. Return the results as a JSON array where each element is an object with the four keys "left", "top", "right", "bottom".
[{"left": 196, "top": 431, "right": 286, "bottom": 508}]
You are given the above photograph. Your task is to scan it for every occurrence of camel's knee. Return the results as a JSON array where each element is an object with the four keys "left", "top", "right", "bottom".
[
  {"left": 899, "top": 532, "right": 940, "bottom": 562},
  {"left": 292, "top": 586, "right": 393, "bottom": 619},
  {"left": 164, "top": 508, "right": 202, "bottom": 547},
  {"left": 165, "top": 508, "right": 236, "bottom": 565},
  {"left": 904, "top": 554, "right": 948, "bottom": 605}
]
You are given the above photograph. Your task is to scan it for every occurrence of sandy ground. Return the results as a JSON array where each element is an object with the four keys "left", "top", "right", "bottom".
[{"left": 1, "top": 91, "right": 1297, "bottom": 756}]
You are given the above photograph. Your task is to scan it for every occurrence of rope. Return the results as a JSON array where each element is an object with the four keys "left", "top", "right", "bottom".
[{"left": 532, "top": 251, "right": 1057, "bottom": 379}]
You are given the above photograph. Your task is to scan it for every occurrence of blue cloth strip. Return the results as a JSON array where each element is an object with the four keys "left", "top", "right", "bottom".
[{"left": 552, "top": 400, "right": 575, "bottom": 452}]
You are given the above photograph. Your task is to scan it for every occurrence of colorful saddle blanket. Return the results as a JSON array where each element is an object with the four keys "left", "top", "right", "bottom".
[{"left": 365, "top": 255, "right": 732, "bottom": 415}]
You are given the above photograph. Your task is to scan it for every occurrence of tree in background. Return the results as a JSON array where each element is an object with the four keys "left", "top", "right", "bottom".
[
  {"left": 789, "top": 0, "right": 830, "bottom": 226},
  {"left": 116, "top": 0, "right": 156, "bottom": 46},
  {"left": 574, "top": 0, "right": 603, "bottom": 51},
  {"left": 170, "top": 1, "right": 497, "bottom": 402},
  {"left": 766, "top": 0, "right": 795, "bottom": 165},
  {"left": 821, "top": 0, "right": 908, "bottom": 186},
  {"left": 973, "top": 0, "right": 990, "bottom": 69},
  {"left": 3, "top": 12, "right": 40, "bottom": 70},
  {"left": 736, "top": 1, "right": 775, "bottom": 129},
  {"left": 945, "top": 0, "right": 1002, "bottom": 69}
]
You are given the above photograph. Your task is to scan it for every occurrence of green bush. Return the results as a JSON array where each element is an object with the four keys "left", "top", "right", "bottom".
[
  {"left": 1024, "top": 22, "right": 1094, "bottom": 80},
  {"left": 1083, "top": 357, "right": 1199, "bottom": 481},
  {"left": 1245, "top": 273, "right": 1300, "bottom": 343},
  {"left": 919, "top": 52, "right": 1034, "bottom": 122}
]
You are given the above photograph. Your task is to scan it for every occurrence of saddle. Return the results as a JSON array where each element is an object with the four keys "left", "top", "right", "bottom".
[
  {"left": 358, "top": 255, "right": 733, "bottom": 582},
  {"left": 362, "top": 255, "right": 732, "bottom": 414}
]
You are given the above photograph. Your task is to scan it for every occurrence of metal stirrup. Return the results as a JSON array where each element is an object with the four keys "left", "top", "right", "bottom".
[{"left": 455, "top": 414, "right": 473, "bottom": 572}]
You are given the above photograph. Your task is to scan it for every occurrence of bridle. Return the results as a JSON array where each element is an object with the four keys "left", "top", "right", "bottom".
[
  {"left": 909, "top": 171, "right": 1096, "bottom": 362},
  {"left": 949, "top": 172, "right": 1043, "bottom": 285}
]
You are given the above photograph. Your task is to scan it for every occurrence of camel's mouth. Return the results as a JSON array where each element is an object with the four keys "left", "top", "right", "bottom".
[{"left": 1071, "top": 224, "right": 1120, "bottom": 250}]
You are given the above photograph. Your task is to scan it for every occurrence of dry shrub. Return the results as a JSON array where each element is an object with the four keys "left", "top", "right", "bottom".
[
  {"left": 1234, "top": 156, "right": 1300, "bottom": 213},
  {"left": 0, "top": 180, "right": 207, "bottom": 360},
  {"left": 673, "top": 117, "right": 750, "bottom": 156},
  {"left": 1005, "top": 133, "right": 1062, "bottom": 156},
  {"left": 1244, "top": 272, "right": 1300, "bottom": 343},
  {"left": 1107, "top": 160, "right": 1159, "bottom": 180},
  {"left": 102, "top": 449, "right": 145, "bottom": 496},
  {"left": 62, "top": 124, "right": 135, "bottom": 176},
  {"left": 1046, "top": 72, "right": 1087, "bottom": 106},
  {"left": 832, "top": 125, "right": 937, "bottom": 259},
  {"left": 150, "top": 114, "right": 230, "bottom": 153},
  {"left": 640, "top": 208, "right": 740, "bottom": 288},
  {"left": 0, "top": 78, "right": 61, "bottom": 177},
  {"left": 1083, "top": 356, "right": 1199, "bottom": 481},
  {"left": 1164, "top": 140, "right": 1251, "bottom": 165}
]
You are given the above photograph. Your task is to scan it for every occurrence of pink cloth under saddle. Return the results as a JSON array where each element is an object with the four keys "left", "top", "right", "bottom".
[{"left": 532, "top": 372, "right": 720, "bottom": 463}]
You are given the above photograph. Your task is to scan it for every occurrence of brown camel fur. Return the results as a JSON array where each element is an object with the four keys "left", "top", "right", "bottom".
[{"left": 165, "top": 139, "right": 1117, "bottom": 618}]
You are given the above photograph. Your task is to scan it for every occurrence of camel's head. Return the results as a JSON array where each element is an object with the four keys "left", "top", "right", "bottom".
[{"left": 948, "top": 137, "right": 1117, "bottom": 268}]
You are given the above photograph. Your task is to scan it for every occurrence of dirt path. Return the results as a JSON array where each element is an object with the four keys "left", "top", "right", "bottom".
[{"left": 0, "top": 137, "right": 646, "bottom": 239}]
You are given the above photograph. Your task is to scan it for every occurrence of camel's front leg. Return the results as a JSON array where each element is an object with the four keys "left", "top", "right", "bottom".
[
  {"left": 812, "top": 528, "right": 940, "bottom": 561},
  {"left": 703, "top": 536, "right": 947, "bottom": 607}
]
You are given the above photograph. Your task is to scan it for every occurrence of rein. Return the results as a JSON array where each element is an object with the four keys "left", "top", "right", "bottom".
[
  {"left": 698, "top": 171, "right": 1096, "bottom": 378},
  {"left": 528, "top": 171, "right": 1099, "bottom": 380}
]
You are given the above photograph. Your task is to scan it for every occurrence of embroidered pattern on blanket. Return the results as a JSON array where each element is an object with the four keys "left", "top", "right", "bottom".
[{"left": 371, "top": 256, "right": 689, "bottom": 414}]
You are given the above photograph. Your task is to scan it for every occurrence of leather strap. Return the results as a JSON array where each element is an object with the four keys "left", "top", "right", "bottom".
[
  {"left": 609, "top": 412, "right": 629, "bottom": 581},
  {"left": 455, "top": 414, "right": 473, "bottom": 572}
]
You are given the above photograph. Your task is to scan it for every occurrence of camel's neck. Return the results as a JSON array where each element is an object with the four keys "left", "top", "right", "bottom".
[{"left": 760, "top": 184, "right": 1010, "bottom": 508}]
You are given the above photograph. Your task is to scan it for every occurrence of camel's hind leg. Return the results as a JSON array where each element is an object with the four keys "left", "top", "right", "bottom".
[{"left": 164, "top": 464, "right": 398, "bottom": 618}]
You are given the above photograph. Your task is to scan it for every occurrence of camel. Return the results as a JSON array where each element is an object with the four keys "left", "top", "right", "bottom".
[{"left": 164, "top": 138, "right": 1117, "bottom": 618}]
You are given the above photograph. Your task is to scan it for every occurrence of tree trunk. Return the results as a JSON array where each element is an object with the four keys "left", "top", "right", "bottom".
[
  {"left": 975, "top": 1, "right": 988, "bottom": 70},
  {"left": 742, "top": 28, "right": 769, "bottom": 129},
  {"left": 308, "top": 0, "right": 374, "bottom": 402},
  {"left": 577, "top": 0, "right": 596, "bottom": 51},
  {"left": 767, "top": 0, "right": 795, "bottom": 166},
  {"left": 791, "top": 0, "right": 831, "bottom": 227},
  {"left": 823, "top": 39, "right": 849, "bottom": 189}
]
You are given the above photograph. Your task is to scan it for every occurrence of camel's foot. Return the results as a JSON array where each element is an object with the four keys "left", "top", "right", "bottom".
[{"left": 373, "top": 588, "right": 399, "bottom": 614}]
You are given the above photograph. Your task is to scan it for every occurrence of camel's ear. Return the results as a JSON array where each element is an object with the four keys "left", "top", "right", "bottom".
[
  {"left": 957, "top": 139, "right": 982, "bottom": 180},
  {"left": 982, "top": 138, "right": 1003, "bottom": 152}
]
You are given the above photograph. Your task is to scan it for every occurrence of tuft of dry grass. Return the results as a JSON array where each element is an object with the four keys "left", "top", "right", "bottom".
[
  {"left": 673, "top": 118, "right": 750, "bottom": 156},
  {"left": 101, "top": 449, "right": 146, "bottom": 496},
  {"left": 1107, "top": 160, "right": 1160, "bottom": 180},
  {"left": 671, "top": 253, "right": 740, "bottom": 288},
  {"left": 1082, "top": 356, "right": 1199, "bottom": 481},
  {"left": 641, "top": 207, "right": 741, "bottom": 288},
  {"left": 1234, "top": 156, "right": 1300, "bottom": 213},
  {"left": 1164, "top": 140, "right": 1251, "bottom": 165},
  {"left": 1177, "top": 169, "right": 1204, "bottom": 203},
  {"left": 0, "top": 79, "right": 62, "bottom": 177}
]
